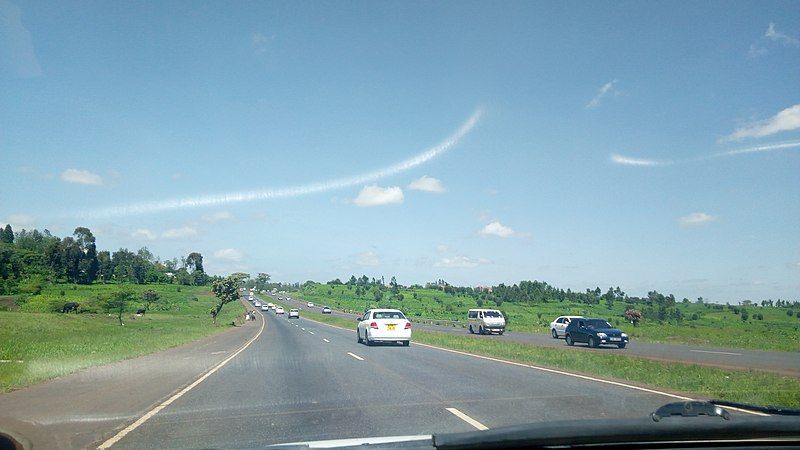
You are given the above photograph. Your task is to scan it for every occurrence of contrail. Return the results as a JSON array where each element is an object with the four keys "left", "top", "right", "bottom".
[
  {"left": 75, "top": 109, "right": 483, "bottom": 218},
  {"left": 610, "top": 141, "right": 800, "bottom": 167}
]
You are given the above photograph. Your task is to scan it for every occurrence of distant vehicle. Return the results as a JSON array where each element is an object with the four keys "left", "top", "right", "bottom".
[
  {"left": 550, "top": 315, "right": 584, "bottom": 339},
  {"left": 322, "top": 306, "right": 332, "bottom": 314},
  {"left": 254, "top": 301, "right": 261, "bottom": 307},
  {"left": 467, "top": 309, "right": 506, "bottom": 335},
  {"left": 266, "top": 302, "right": 275, "bottom": 309},
  {"left": 307, "top": 302, "right": 314, "bottom": 307},
  {"left": 276, "top": 307, "right": 285, "bottom": 314},
  {"left": 357, "top": 308, "right": 411, "bottom": 346},
  {"left": 288, "top": 309, "right": 300, "bottom": 319},
  {"left": 261, "top": 304, "right": 269, "bottom": 311},
  {"left": 564, "top": 318, "right": 628, "bottom": 348},
  {"left": 287, "top": 297, "right": 292, "bottom": 301}
]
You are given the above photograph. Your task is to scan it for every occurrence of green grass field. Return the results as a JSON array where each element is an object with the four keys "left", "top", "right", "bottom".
[
  {"left": 271, "top": 298, "right": 800, "bottom": 408},
  {"left": 0, "top": 283, "right": 245, "bottom": 393},
  {"left": 289, "top": 284, "right": 800, "bottom": 352}
]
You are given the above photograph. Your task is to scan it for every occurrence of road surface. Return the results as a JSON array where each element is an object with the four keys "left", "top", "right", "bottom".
[
  {"left": 271, "top": 294, "right": 800, "bottom": 377},
  {"left": 107, "top": 304, "right": 683, "bottom": 449}
]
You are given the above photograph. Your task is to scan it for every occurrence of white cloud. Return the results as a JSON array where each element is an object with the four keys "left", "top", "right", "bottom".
[
  {"left": 354, "top": 251, "right": 380, "bottom": 267},
  {"left": 765, "top": 22, "right": 799, "bottom": 46},
  {"left": 131, "top": 229, "right": 157, "bottom": 241},
  {"left": 408, "top": 175, "right": 445, "bottom": 193},
  {"left": 747, "top": 43, "right": 768, "bottom": 58},
  {"left": 61, "top": 168, "right": 103, "bottom": 185},
  {"left": 610, "top": 153, "right": 671, "bottom": 166},
  {"left": 480, "top": 221, "right": 515, "bottom": 238},
  {"left": 202, "top": 211, "right": 234, "bottom": 222},
  {"left": 725, "top": 104, "right": 800, "bottom": 141},
  {"left": 436, "top": 244, "right": 449, "bottom": 254},
  {"left": 214, "top": 248, "right": 243, "bottom": 262},
  {"left": 586, "top": 80, "right": 619, "bottom": 109},
  {"left": 2, "top": 214, "right": 34, "bottom": 230},
  {"left": 161, "top": 226, "right": 198, "bottom": 239},
  {"left": 353, "top": 185, "right": 404, "bottom": 207},
  {"left": 434, "top": 256, "right": 491, "bottom": 268},
  {"left": 679, "top": 212, "right": 717, "bottom": 226},
  {"left": 252, "top": 32, "right": 271, "bottom": 54},
  {"left": 0, "top": 0, "right": 42, "bottom": 77}
]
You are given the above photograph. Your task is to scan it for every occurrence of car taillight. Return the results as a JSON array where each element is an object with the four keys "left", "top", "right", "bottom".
[
  {"left": 404, "top": 321, "right": 411, "bottom": 329},
  {"left": 370, "top": 322, "right": 378, "bottom": 329}
]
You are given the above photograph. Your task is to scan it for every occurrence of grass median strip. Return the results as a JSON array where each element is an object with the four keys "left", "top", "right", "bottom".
[{"left": 278, "top": 300, "right": 800, "bottom": 409}]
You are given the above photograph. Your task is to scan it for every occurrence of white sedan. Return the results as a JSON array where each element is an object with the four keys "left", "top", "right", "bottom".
[
  {"left": 356, "top": 308, "right": 411, "bottom": 346},
  {"left": 550, "top": 315, "right": 583, "bottom": 339},
  {"left": 276, "top": 307, "right": 285, "bottom": 314},
  {"left": 288, "top": 308, "right": 300, "bottom": 319}
]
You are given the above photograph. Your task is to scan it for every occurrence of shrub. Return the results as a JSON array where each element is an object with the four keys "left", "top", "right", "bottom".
[
  {"left": 59, "top": 290, "right": 65, "bottom": 296},
  {"left": 741, "top": 311, "right": 749, "bottom": 321},
  {"left": 177, "top": 286, "right": 182, "bottom": 292},
  {"left": 691, "top": 313, "right": 699, "bottom": 321},
  {"left": 788, "top": 310, "right": 794, "bottom": 317}
]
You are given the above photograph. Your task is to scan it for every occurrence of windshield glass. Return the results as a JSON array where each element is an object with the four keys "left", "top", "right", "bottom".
[
  {"left": 1, "top": 1, "right": 798, "bottom": 449},
  {"left": 586, "top": 320, "right": 613, "bottom": 329}
]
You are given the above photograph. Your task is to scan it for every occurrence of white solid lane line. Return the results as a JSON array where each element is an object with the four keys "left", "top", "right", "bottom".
[
  {"left": 308, "top": 331, "right": 315, "bottom": 335},
  {"left": 323, "top": 338, "right": 330, "bottom": 343},
  {"left": 446, "top": 407, "right": 488, "bottom": 430},
  {"left": 347, "top": 352, "right": 364, "bottom": 361},
  {"left": 689, "top": 350, "right": 742, "bottom": 356}
]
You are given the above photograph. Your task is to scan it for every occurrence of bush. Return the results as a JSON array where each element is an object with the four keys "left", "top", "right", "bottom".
[
  {"left": 176, "top": 286, "right": 182, "bottom": 292},
  {"left": 788, "top": 310, "right": 794, "bottom": 317},
  {"left": 59, "top": 290, "right": 65, "bottom": 296},
  {"left": 691, "top": 313, "right": 699, "bottom": 321},
  {"left": 741, "top": 311, "right": 749, "bottom": 321}
]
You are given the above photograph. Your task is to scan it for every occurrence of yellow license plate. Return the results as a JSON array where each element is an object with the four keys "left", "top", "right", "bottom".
[{"left": 387, "top": 324, "right": 396, "bottom": 331}]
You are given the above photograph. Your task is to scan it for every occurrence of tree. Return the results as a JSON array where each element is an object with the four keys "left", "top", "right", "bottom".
[
  {"left": 256, "top": 272, "right": 271, "bottom": 290},
  {"left": 211, "top": 275, "right": 240, "bottom": 324},
  {"left": 373, "top": 288, "right": 384, "bottom": 303},
  {"left": 390, "top": 276, "right": 399, "bottom": 294},
  {"left": 105, "top": 288, "right": 135, "bottom": 325},
  {"left": 185, "top": 252, "right": 204, "bottom": 273},
  {"left": 0, "top": 224, "right": 13, "bottom": 244},
  {"left": 142, "top": 289, "right": 161, "bottom": 311},
  {"left": 73, "top": 227, "right": 99, "bottom": 284},
  {"left": 624, "top": 309, "right": 642, "bottom": 326}
]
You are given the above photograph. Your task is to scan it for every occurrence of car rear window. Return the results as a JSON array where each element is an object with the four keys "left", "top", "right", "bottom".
[{"left": 373, "top": 311, "right": 406, "bottom": 320}]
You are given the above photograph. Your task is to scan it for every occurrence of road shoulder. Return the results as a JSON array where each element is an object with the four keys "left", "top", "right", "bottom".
[{"left": 0, "top": 300, "right": 263, "bottom": 450}]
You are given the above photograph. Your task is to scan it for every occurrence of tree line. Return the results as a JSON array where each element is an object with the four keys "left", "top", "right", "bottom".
[{"left": 0, "top": 224, "right": 212, "bottom": 295}]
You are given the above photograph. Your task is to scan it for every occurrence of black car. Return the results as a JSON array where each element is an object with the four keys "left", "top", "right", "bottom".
[{"left": 564, "top": 318, "right": 629, "bottom": 348}]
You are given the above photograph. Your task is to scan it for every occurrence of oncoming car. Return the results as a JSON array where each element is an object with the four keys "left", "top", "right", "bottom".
[
  {"left": 564, "top": 317, "right": 629, "bottom": 348},
  {"left": 288, "top": 308, "right": 299, "bottom": 319},
  {"left": 356, "top": 309, "right": 411, "bottom": 346},
  {"left": 550, "top": 315, "right": 583, "bottom": 339},
  {"left": 321, "top": 306, "right": 332, "bottom": 314}
]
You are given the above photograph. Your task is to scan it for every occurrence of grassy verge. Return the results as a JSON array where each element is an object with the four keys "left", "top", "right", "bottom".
[
  {"left": 0, "top": 284, "right": 244, "bottom": 393},
  {"left": 292, "top": 284, "right": 800, "bottom": 352},
  {"left": 280, "top": 300, "right": 800, "bottom": 408}
]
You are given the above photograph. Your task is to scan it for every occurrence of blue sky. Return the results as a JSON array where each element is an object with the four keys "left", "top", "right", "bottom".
[{"left": 1, "top": 0, "right": 799, "bottom": 302}]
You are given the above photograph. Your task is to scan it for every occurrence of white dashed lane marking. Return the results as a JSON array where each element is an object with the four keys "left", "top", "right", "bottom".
[
  {"left": 446, "top": 407, "right": 488, "bottom": 430},
  {"left": 347, "top": 352, "right": 364, "bottom": 361}
]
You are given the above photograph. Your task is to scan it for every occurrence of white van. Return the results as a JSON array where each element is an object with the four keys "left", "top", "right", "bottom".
[{"left": 468, "top": 309, "right": 506, "bottom": 335}]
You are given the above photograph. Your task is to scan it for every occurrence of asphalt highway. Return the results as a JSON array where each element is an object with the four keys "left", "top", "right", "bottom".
[
  {"left": 273, "top": 294, "right": 800, "bottom": 377},
  {"left": 110, "top": 302, "right": 680, "bottom": 449}
]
